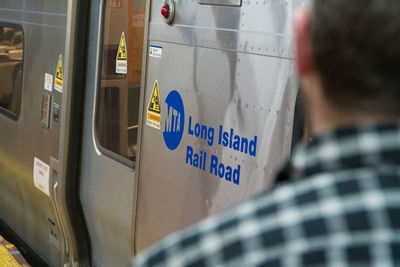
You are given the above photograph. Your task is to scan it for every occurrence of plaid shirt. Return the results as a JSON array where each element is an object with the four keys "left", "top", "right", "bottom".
[{"left": 133, "top": 123, "right": 400, "bottom": 267}]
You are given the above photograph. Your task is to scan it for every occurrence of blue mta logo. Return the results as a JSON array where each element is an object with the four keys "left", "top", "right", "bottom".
[{"left": 163, "top": 90, "right": 185, "bottom": 150}]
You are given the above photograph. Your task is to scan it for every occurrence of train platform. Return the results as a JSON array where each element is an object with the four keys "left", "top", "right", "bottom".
[{"left": 0, "top": 235, "right": 30, "bottom": 267}]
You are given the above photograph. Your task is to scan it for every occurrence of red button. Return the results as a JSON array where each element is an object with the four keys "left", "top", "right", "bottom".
[{"left": 161, "top": 4, "right": 170, "bottom": 18}]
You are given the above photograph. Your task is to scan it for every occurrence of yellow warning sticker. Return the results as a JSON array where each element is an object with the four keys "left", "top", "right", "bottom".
[
  {"left": 147, "top": 80, "right": 161, "bottom": 129},
  {"left": 54, "top": 55, "right": 63, "bottom": 92},
  {"left": 116, "top": 32, "right": 127, "bottom": 74}
]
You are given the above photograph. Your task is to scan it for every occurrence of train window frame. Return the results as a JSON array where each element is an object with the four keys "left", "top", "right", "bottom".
[
  {"left": 93, "top": 0, "right": 146, "bottom": 168},
  {"left": 0, "top": 22, "right": 24, "bottom": 121}
]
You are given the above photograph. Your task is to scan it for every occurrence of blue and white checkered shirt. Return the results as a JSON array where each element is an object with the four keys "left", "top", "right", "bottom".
[{"left": 133, "top": 123, "right": 400, "bottom": 267}]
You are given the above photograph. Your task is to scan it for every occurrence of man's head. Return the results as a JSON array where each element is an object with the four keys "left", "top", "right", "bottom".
[{"left": 295, "top": 1, "right": 400, "bottom": 135}]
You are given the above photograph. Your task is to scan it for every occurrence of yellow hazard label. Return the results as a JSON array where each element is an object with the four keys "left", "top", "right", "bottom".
[
  {"left": 116, "top": 32, "right": 128, "bottom": 74},
  {"left": 117, "top": 32, "right": 127, "bottom": 61},
  {"left": 54, "top": 55, "right": 63, "bottom": 92},
  {"left": 147, "top": 80, "right": 161, "bottom": 129},
  {"left": 148, "top": 112, "right": 161, "bottom": 122},
  {"left": 148, "top": 81, "right": 160, "bottom": 113},
  {"left": 55, "top": 80, "right": 63, "bottom": 87}
]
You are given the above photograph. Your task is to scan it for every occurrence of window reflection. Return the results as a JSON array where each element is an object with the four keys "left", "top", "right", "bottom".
[
  {"left": 96, "top": 0, "right": 146, "bottom": 164},
  {"left": 0, "top": 25, "right": 23, "bottom": 119}
]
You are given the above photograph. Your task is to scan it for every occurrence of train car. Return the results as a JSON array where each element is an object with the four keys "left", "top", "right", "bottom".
[{"left": 0, "top": 0, "right": 308, "bottom": 266}]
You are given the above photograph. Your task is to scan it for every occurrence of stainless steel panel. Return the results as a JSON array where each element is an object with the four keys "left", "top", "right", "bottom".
[
  {"left": 0, "top": 1, "right": 68, "bottom": 266},
  {"left": 80, "top": 0, "right": 137, "bottom": 266},
  {"left": 149, "top": 0, "right": 310, "bottom": 58},
  {"left": 135, "top": 0, "right": 308, "bottom": 252},
  {"left": 198, "top": 0, "right": 242, "bottom": 7},
  {"left": 25, "top": 1, "right": 69, "bottom": 14},
  {"left": 0, "top": 1, "right": 23, "bottom": 9},
  {"left": 0, "top": 8, "right": 66, "bottom": 29}
]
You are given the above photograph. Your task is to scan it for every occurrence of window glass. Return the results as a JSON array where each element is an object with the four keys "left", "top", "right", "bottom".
[
  {"left": 0, "top": 24, "right": 23, "bottom": 119},
  {"left": 95, "top": 0, "right": 146, "bottom": 164}
]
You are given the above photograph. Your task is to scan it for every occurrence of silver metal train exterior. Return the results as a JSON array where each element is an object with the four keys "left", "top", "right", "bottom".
[{"left": 0, "top": 0, "right": 308, "bottom": 266}]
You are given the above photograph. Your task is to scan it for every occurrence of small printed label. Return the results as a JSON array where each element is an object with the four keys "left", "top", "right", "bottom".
[
  {"left": 54, "top": 55, "right": 63, "bottom": 92},
  {"left": 110, "top": 0, "right": 122, "bottom": 8},
  {"left": 44, "top": 73, "right": 53, "bottom": 92},
  {"left": 149, "top": 45, "right": 163, "bottom": 59},
  {"left": 147, "top": 80, "right": 161, "bottom": 129},
  {"left": 33, "top": 157, "right": 50, "bottom": 196},
  {"left": 132, "top": 13, "right": 145, "bottom": 27},
  {"left": 116, "top": 32, "right": 128, "bottom": 74}
]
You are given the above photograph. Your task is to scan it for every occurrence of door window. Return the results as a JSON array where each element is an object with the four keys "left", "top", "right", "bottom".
[
  {"left": 95, "top": 0, "right": 146, "bottom": 165},
  {"left": 0, "top": 23, "right": 23, "bottom": 120}
]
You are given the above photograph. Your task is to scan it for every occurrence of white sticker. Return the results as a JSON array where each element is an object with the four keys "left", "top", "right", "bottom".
[
  {"left": 33, "top": 157, "right": 50, "bottom": 196},
  {"left": 44, "top": 73, "right": 53, "bottom": 92},
  {"left": 149, "top": 45, "right": 163, "bottom": 59},
  {"left": 116, "top": 32, "right": 128, "bottom": 74}
]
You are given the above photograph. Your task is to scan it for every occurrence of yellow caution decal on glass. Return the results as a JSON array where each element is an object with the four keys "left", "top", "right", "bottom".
[
  {"left": 147, "top": 80, "right": 161, "bottom": 129},
  {"left": 54, "top": 55, "right": 63, "bottom": 92},
  {"left": 116, "top": 32, "right": 127, "bottom": 74}
]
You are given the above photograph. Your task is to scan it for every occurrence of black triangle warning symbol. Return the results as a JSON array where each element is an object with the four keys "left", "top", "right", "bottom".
[
  {"left": 56, "top": 55, "right": 63, "bottom": 81},
  {"left": 148, "top": 81, "right": 161, "bottom": 114},
  {"left": 117, "top": 32, "right": 127, "bottom": 61}
]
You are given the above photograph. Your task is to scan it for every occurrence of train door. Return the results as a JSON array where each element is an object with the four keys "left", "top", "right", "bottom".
[
  {"left": 79, "top": 0, "right": 147, "bottom": 266},
  {"left": 134, "top": 0, "right": 307, "bottom": 253},
  {"left": 0, "top": 1, "right": 90, "bottom": 266}
]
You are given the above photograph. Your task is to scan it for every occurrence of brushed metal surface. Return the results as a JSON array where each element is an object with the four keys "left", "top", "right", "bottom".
[
  {"left": 134, "top": 0, "right": 308, "bottom": 252},
  {"left": 0, "top": 1, "right": 68, "bottom": 266},
  {"left": 80, "top": 0, "right": 137, "bottom": 266}
]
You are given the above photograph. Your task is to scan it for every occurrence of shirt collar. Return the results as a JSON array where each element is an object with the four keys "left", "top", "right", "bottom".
[{"left": 280, "top": 122, "right": 400, "bottom": 180}]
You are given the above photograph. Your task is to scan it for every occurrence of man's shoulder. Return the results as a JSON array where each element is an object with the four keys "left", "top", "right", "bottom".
[
  {"left": 134, "top": 167, "right": 400, "bottom": 266},
  {"left": 253, "top": 164, "right": 400, "bottom": 218}
]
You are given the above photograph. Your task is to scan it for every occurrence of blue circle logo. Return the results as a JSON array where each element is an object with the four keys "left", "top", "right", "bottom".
[{"left": 163, "top": 90, "right": 185, "bottom": 150}]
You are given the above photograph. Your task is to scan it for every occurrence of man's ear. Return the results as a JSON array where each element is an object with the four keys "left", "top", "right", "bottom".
[{"left": 295, "top": 8, "right": 314, "bottom": 75}]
